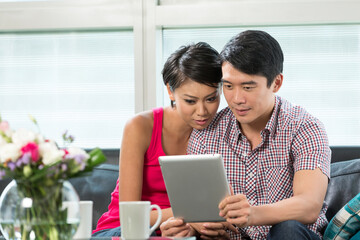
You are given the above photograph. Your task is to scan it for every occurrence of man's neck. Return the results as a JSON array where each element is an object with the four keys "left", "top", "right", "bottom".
[{"left": 238, "top": 105, "right": 275, "bottom": 150}]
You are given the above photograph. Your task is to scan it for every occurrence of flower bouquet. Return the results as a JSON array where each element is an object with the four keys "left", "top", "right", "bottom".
[{"left": 0, "top": 115, "right": 106, "bottom": 240}]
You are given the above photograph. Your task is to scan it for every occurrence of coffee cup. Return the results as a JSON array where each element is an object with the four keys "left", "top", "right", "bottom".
[
  {"left": 73, "top": 201, "right": 93, "bottom": 240},
  {"left": 119, "top": 201, "right": 162, "bottom": 239}
]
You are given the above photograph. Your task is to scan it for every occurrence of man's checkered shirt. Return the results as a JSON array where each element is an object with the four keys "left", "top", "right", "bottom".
[{"left": 187, "top": 96, "right": 331, "bottom": 240}]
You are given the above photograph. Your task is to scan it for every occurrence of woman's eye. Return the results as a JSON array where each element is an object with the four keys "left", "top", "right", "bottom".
[
  {"left": 185, "top": 99, "right": 195, "bottom": 104},
  {"left": 207, "top": 96, "right": 217, "bottom": 102}
]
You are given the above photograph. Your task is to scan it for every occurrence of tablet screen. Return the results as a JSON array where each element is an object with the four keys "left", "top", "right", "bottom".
[{"left": 159, "top": 154, "right": 230, "bottom": 222}]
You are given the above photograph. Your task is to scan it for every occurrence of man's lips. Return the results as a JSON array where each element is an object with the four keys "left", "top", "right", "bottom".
[{"left": 234, "top": 108, "right": 250, "bottom": 116}]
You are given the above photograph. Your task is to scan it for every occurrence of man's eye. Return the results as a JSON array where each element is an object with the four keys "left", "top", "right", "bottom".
[
  {"left": 224, "top": 84, "right": 232, "bottom": 89},
  {"left": 244, "top": 86, "right": 253, "bottom": 90}
]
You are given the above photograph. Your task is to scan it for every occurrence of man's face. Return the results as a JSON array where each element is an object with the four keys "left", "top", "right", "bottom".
[{"left": 222, "top": 61, "right": 282, "bottom": 131}]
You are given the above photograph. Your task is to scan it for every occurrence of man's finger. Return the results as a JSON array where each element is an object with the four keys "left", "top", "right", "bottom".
[
  {"left": 224, "top": 222, "right": 239, "bottom": 234},
  {"left": 229, "top": 184, "right": 234, "bottom": 195}
]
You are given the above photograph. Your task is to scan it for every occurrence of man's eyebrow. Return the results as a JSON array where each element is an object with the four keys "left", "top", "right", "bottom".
[
  {"left": 221, "top": 79, "right": 231, "bottom": 84},
  {"left": 222, "top": 79, "right": 257, "bottom": 85},
  {"left": 183, "top": 90, "right": 218, "bottom": 99}
]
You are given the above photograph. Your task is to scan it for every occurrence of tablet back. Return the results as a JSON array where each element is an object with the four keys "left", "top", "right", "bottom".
[{"left": 159, "top": 154, "right": 230, "bottom": 222}]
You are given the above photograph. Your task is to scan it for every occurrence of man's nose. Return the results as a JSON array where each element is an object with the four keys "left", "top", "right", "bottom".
[{"left": 233, "top": 88, "right": 245, "bottom": 105}]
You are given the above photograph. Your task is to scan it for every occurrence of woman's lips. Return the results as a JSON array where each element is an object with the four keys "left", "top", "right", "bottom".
[{"left": 194, "top": 119, "right": 208, "bottom": 126}]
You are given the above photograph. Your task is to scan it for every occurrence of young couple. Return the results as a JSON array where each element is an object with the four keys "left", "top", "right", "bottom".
[{"left": 92, "top": 30, "right": 331, "bottom": 240}]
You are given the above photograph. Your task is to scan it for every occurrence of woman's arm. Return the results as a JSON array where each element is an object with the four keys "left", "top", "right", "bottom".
[
  {"left": 118, "top": 112, "right": 174, "bottom": 226},
  {"left": 119, "top": 113, "right": 152, "bottom": 202}
]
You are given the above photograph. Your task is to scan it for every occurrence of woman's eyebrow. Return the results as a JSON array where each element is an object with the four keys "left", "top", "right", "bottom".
[{"left": 183, "top": 90, "right": 218, "bottom": 99}]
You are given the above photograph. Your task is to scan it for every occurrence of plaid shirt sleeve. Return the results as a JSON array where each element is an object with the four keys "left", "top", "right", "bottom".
[{"left": 291, "top": 116, "right": 331, "bottom": 178}]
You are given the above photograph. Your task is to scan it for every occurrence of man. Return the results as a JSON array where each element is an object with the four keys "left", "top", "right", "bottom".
[{"left": 160, "top": 30, "right": 331, "bottom": 240}]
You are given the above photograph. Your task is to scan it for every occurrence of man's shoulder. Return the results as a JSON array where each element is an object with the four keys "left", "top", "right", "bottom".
[
  {"left": 279, "top": 97, "right": 319, "bottom": 124},
  {"left": 278, "top": 97, "right": 325, "bottom": 132}
]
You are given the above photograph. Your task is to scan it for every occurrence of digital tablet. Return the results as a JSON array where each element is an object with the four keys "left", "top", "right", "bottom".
[{"left": 158, "top": 154, "right": 230, "bottom": 222}]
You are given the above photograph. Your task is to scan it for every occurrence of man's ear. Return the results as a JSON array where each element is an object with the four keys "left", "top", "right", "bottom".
[
  {"left": 166, "top": 83, "right": 175, "bottom": 101},
  {"left": 272, "top": 74, "right": 283, "bottom": 93}
]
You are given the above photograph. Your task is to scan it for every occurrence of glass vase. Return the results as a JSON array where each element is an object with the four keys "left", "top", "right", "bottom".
[{"left": 0, "top": 180, "right": 80, "bottom": 240}]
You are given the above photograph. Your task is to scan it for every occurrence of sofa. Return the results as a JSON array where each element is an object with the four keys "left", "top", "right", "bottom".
[{"left": 0, "top": 147, "right": 360, "bottom": 235}]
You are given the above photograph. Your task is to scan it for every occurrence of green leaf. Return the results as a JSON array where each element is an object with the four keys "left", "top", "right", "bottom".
[
  {"left": 28, "top": 161, "right": 61, "bottom": 183},
  {"left": 0, "top": 131, "right": 11, "bottom": 143},
  {"left": 88, "top": 148, "right": 106, "bottom": 167},
  {"left": 28, "top": 114, "right": 38, "bottom": 125}
]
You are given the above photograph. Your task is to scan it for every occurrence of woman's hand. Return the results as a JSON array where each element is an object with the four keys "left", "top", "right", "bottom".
[
  {"left": 160, "top": 217, "right": 195, "bottom": 237},
  {"left": 189, "top": 222, "right": 238, "bottom": 239}
]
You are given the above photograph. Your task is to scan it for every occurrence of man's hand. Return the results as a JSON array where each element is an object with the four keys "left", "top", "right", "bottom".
[
  {"left": 219, "top": 193, "right": 252, "bottom": 228},
  {"left": 160, "top": 217, "right": 195, "bottom": 237}
]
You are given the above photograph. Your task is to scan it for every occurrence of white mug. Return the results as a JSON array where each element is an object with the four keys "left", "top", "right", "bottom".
[
  {"left": 73, "top": 201, "right": 93, "bottom": 240},
  {"left": 119, "top": 201, "right": 162, "bottom": 239}
]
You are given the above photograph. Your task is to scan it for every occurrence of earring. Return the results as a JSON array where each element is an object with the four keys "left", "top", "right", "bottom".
[{"left": 171, "top": 100, "right": 176, "bottom": 108}]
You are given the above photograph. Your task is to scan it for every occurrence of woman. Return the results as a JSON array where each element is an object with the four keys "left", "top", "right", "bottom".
[{"left": 92, "top": 42, "right": 222, "bottom": 237}]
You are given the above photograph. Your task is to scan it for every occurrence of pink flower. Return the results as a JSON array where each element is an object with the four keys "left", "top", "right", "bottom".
[
  {"left": 0, "top": 121, "right": 9, "bottom": 132},
  {"left": 21, "top": 142, "right": 40, "bottom": 162}
]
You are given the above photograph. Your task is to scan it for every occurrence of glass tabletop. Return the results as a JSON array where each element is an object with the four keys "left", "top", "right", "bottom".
[
  {"left": 0, "top": 236, "right": 195, "bottom": 240},
  {"left": 90, "top": 237, "right": 196, "bottom": 240}
]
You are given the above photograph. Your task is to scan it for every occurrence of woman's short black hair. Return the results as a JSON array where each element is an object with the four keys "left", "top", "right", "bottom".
[{"left": 162, "top": 42, "right": 222, "bottom": 107}]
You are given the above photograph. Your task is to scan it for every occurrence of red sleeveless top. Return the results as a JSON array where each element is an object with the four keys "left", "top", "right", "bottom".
[{"left": 93, "top": 108, "right": 170, "bottom": 233}]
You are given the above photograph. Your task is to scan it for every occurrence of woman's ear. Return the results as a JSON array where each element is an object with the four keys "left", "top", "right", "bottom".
[
  {"left": 166, "top": 83, "right": 175, "bottom": 101},
  {"left": 272, "top": 74, "right": 283, "bottom": 93}
]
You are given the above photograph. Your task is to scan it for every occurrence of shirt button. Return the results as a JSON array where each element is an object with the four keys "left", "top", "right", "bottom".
[
  {"left": 242, "top": 152, "right": 248, "bottom": 157},
  {"left": 249, "top": 200, "right": 255, "bottom": 205},
  {"left": 248, "top": 173, "right": 254, "bottom": 178}
]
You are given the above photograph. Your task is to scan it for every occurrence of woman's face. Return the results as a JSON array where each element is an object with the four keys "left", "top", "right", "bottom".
[{"left": 168, "top": 79, "right": 220, "bottom": 130}]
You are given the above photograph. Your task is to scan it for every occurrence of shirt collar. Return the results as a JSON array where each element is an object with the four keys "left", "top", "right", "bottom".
[
  {"left": 224, "top": 96, "right": 281, "bottom": 143},
  {"left": 264, "top": 95, "right": 281, "bottom": 139},
  {"left": 223, "top": 108, "right": 242, "bottom": 145}
]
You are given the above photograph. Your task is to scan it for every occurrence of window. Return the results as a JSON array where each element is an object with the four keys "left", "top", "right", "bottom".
[
  {"left": 0, "top": 30, "right": 134, "bottom": 148},
  {"left": 161, "top": 25, "right": 360, "bottom": 146}
]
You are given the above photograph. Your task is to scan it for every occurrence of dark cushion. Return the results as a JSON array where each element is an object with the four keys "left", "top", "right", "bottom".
[
  {"left": 69, "top": 164, "right": 119, "bottom": 230},
  {"left": 324, "top": 158, "right": 360, "bottom": 221}
]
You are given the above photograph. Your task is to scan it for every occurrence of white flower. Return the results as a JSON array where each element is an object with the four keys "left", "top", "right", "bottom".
[
  {"left": 39, "top": 141, "right": 64, "bottom": 165},
  {"left": 0, "top": 136, "right": 6, "bottom": 147},
  {"left": 42, "top": 150, "right": 65, "bottom": 165},
  {"left": 12, "top": 128, "right": 36, "bottom": 146},
  {"left": 0, "top": 143, "right": 21, "bottom": 163},
  {"left": 67, "top": 147, "right": 89, "bottom": 159},
  {"left": 35, "top": 133, "right": 45, "bottom": 144},
  {"left": 38, "top": 141, "right": 57, "bottom": 155}
]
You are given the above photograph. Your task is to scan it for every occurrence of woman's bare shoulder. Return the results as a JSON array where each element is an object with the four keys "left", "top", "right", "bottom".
[{"left": 123, "top": 110, "right": 154, "bottom": 140}]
